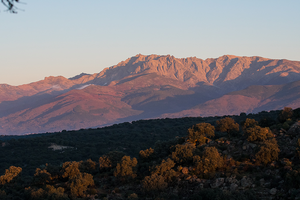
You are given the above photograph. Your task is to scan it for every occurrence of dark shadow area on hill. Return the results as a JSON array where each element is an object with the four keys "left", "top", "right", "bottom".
[
  {"left": 0, "top": 90, "right": 64, "bottom": 118},
  {"left": 211, "top": 57, "right": 239, "bottom": 85},
  {"left": 118, "top": 82, "right": 224, "bottom": 122},
  {"left": 116, "top": 74, "right": 149, "bottom": 85},
  {"left": 253, "top": 80, "right": 300, "bottom": 112}
]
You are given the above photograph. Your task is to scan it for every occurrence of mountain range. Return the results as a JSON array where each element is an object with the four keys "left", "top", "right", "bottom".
[{"left": 1, "top": 54, "right": 300, "bottom": 135}]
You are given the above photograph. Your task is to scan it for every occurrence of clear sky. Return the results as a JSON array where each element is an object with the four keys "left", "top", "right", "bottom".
[{"left": 1, "top": 0, "right": 300, "bottom": 86}]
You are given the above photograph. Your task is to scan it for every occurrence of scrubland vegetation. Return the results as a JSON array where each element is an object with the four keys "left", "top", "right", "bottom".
[{"left": 1, "top": 107, "right": 300, "bottom": 199}]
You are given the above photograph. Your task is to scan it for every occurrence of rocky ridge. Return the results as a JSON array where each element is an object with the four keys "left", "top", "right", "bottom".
[{"left": 1, "top": 54, "right": 300, "bottom": 135}]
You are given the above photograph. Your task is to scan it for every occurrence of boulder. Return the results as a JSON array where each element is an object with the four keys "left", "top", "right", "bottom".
[
  {"left": 240, "top": 176, "right": 252, "bottom": 188},
  {"left": 210, "top": 178, "right": 224, "bottom": 188},
  {"left": 230, "top": 183, "right": 238, "bottom": 191},
  {"left": 270, "top": 188, "right": 277, "bottom": 195},
  {"left": 287, "top": 122, "right": 300, "bottom": 136}
]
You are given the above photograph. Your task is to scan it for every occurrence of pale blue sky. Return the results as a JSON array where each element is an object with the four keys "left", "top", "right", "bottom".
[{"left": 1, "top": 0, "right": 300, "bottom": 86}]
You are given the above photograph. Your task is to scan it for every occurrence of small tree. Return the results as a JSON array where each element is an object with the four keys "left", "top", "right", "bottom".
[
  {"left": 216, "top": 117, "right": 239, "bottom": 137},
  {"left": 69, "top": 173, "right": 94, "bottom": 198},
  {"left": 0, "top": 166, "right": 22, "bottom": 185},
  {"left": 255, "top": 138, "right": 280, "bottom": 165},
  {"left": 245, "top": 126, "right": 274, "bottom": 142},
  {"left": 139, "top": 147, "right": 155, "bottom": 161},
  {"left": 80, "top": 159, "right": 96, "bottom": 173},
  {"left": 152, "top": 158, "right": 176, "bottom": 182},
  {"left": 61, "top": 161, "right": 80, "bottom": 179},
  {"left": 142, "top": 174, "right": 168, "bottom": 192},
  {"left": 187, "top": 123, "right": 215, "bottom": 144},
  {"left": 114, "top": 156, "right": 138, "bottom": 179},
  {"left": 171, "top": 143, "right": 195, "bottom": 164},
  {"left": 242, "top": 118, "right": 258, "bottom": 130},
  {"left": 99, "top": 155, "right": 112, "bottom": 171},
  {"left": 278, "top": 107, "right": 293, "bottom": 123},
  {"left": 34, "top": 168, "right": 52, "bottom": 185},
  {"left": 193, "top": 147, "right": 223, "bottom": 174}
]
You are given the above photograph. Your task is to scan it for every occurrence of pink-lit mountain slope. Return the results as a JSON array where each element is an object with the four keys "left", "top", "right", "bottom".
[{"left": 1, "top": 54, "right": 300, "bottom": 135}]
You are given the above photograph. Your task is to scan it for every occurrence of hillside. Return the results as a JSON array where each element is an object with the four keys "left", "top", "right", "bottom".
[
  {"left": 1, "top": 54, "right": 300, "bottom": 135},
  {"left": 0, "top": 107, "right": 300, "bottom": 199}
]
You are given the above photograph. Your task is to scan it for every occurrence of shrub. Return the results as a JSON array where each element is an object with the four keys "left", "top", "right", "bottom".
[
  {"left": 278, "top": 107, "right": 293, "bottom": 123},
  {"left": 106, "top": 151, "right": 126, "bottom": 167},
  {"left": 45, "top": 185, "right": 68, "bottom": 200},
  {"left": 245, "top": 126, "right": 273, "bottom": 142},
  {"left": 0, "top": 166, "right": 22, "bottom": 185},
  {"left": 114, "top": 156, "right": 138, "bottom": 179},
  {"left": 171, "top": 143, "right": 195, "bottom": 164},
  {"left": 99, "top": 155, "right": 112, "bottom": 171},
  {"left": 61, "top": 161, "right": 80, "bottom": 179},
  {"left": 242, "top": 118, "right": 258, "bottom": 130},
  {"left": 34, "top": 168, "right": 52, "bottom": 185},
  {"left": 152, "top": 158, "right": 176, "bottom": 182},
  {"left": 79, "top": 159, "right": 96, "bottom": 173},
  {"left": 69, "top": 173, "right": 94, "bottom": 198},
  {"left": 187, "top": 123, "right": 215, "bottom": 144},
  {"left": 216, "top": 117, "right": 239, "bottom": 137},
  {"left": 139, "top": 148, "right": 155, "bottom": 161},
  {"left": 142, "top": 174, "right": 168, "bottom": 192},
  {"left": 128, "top": 193, "right": 139, "bottom": 199},
  {"left": 193, "top": 147, "right": 223, "bottom": 174},
  {"left": 255, "top": 138, "right": 280, "bottom": 165}
]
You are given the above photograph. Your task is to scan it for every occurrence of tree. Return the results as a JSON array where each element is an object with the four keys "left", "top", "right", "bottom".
[
  {"left": 1, "top": 0, "right": 20, "bottom": 13},
  {"left": 278, "top": 107, "right": 293, "bottom": 123},
  {"left": 216, "top": 117, "right": 239, "bottom": 137},
  {"left": 34, "top": 168, "right": 52, "bottom": 185},
  {"left": 242, "top": 118, "right": 258, "bottom": 130},
  {"left": 187, "top": 122, "right": 215, "bottom": 144},
  {"left": 79, "top": 159, "right": 96, "bottom": 173},
  {"left": 99, "top": 155, "right": 112, "bottom": 171},
  {"left": 0, "top": 166, "right": 22, "bottom": 185},
  {"left": 61, "top": 161, "right": 80, "bottom": 180},
  {"left": 193, "top": 147, "right": 223, "bottom": 174},
  {"left": 245, "top": 125, "right": 273, "bottom": 142},
  {"left": 152, "top": 158, "right": 176, "bottom": 182},
  {"left": 114, "top": 156, "right": 138, "bottom": 179},
  {"left": 69, "top": 173, "right": 94, "bottom": 198},
  {"left": 139, "top": 147, "right": 155, "bottom": 161},
  {"left": 255, "top": 138, "right": 280, "bottom": 165},
  {"left": 142, "top": 174, "right": 168, "bottom": 192},
  {"left": 171, "top": 143, "right": 195, "bottom": 164}
]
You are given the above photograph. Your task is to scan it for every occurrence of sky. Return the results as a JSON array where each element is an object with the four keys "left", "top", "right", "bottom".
[{"left": 1, "top": 0, "right": 300, "bottom": 86}]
